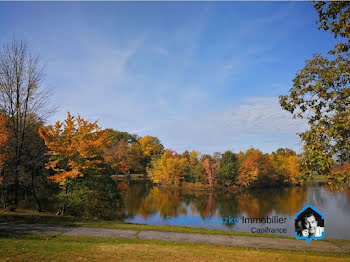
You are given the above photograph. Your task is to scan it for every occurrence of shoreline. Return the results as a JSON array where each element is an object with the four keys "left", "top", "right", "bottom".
[
  {"left": 115, "top": 173, "right": 328, "bottom": 192},
  {"left": 1, "top": 210, "right": 349, "bottom": 242}
]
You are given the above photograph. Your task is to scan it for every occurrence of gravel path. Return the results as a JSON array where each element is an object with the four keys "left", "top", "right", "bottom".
[{"left": 1, "top": 223, "right": 349, "bottom": 254}]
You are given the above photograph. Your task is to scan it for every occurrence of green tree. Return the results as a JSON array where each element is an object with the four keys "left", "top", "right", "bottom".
[
  {"left": 217, "top": 151, "right": 239, "bottom": 186},
  {"left": 105, "top": 129, "right": 136, "bottom": 146},
  {"left": 59, "top": 170, "right": 123, "bottom": 219},
  {"left": 21, "top": 119, "right": 53, "bottom": 212},
  {"left": 279, "top": 2, "right": 350, "bottom": 189}
]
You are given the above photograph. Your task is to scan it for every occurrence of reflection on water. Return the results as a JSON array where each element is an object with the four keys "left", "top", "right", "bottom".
[{"left": 122, "top": 181, "right": 350, "bottom": 239}]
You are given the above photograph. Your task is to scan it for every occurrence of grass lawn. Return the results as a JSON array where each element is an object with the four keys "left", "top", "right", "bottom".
[{"left": 1, "top": 232, "right": 350, "bottom": 262}]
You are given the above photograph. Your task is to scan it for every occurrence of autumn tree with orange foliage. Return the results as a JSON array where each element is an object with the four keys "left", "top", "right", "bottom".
[
  {"left": 0, "top": 113, "right": 9, "bottom": 170},
  {"left": 39, "top": 112, "right": 115, "bottom": 215},
  {"left": 39, "top": 112, "right": 110, "bottom": 184},
  {"left": 238, "top": 149, "right": 279, "bottom": 188},
  {"left": 201, "top": 156, "right": 220, "bottom": 187},
  {"left": 0, "top": 113, "right": 9, "bottom": 209},
  {"left": 329, "top": 163, "right": 350, "bottom": 191}
]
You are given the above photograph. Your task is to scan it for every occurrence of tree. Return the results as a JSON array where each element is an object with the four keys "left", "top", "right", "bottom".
[
  {"left": 126, "top": 142, "right": 145, "bottom": 174},
  {"left": 0, "top": 39, "right": 54, "bottom": 205},
  {"left": 314, "top": 2, "right": 350, "bottom": 45},
  {"left": 185, "top": 150, "right": 202, "bottom": 183},
  {"left": 0, "top": 113, "right": 9, "bottom": 209},
  {"left": 279, "top": 2, "right": 350, "bottom": 189},
  {"left": 217, "top": 150, "right": 239, "bottom": 186},
  {"left": 103, "top": 139, "right": 129, "bottom": 174},
  {"left": 270, "top": 149, "right": 301, "bottom": 185},
  {"left": 138, "top": 135, "right": 164, "bottom": 166},
  {"left": 0, "top": 113, "right": 9, "bottom": 170},
  {"left": 148, "top": 150, "right": 188, "bottom": 185},
  {"left": 58, "top": 171, "right": 123, "bottom": 219},
  {"left": 237, "top": 149, "right": 278, "bottom": 188},
  {"left": 201, "top": 155, "right": 219, "bottom": 187},
  {"left": 105, "top": 129, "right": 136, "bottom": 146},
  {"left": 21, "top": 120, "right": 49, "bottom": 212},
  {"left": 39, "top": 112, "right": 110, "bottom": 215},
  {"left": 39, "top": 112, "right": 110, "bottom": 183}
]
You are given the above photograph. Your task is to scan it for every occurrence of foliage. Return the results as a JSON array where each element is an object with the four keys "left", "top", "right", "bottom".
[
  {"left": 328, "top": 163, "right": 350, "bottom": 191},
  {"left": 201, "top": 155, "right": 219, "bottom": 187},
  {"left": 148, "top": 150, "right": 188, "bottom": 185},
  {"left": 138, "top": 135, "right": 164, "bottom": 165},
  {"left": 58, "top": 172, "right": 123, "bottom": 219},
  {"left": 279, "top": 2, "right": 350, "bottom": 189},
  {"left": 270, "top": 149, "right": 301, "bottom": 185},
  {"left": 105, "top": 129, "right": 136, "bottom": 146},
  {"left": 103, "top": 138, "right": 146, "bottom": 174},
  {"left": 103, "top": 139, "right": 129, "bottom": 173},
  {"left": 238, "top": 149, "right": 279, "bottom": 188},
  {"left": 180, "top": 150, "right": 202, "bottom": 183},
  {"left": 217, "top": 151, "right": 239, "bottom": 186},
  {"left": 39, "top": 112, "right": 110, "bottom": 184},
  {"left": 0, "top": 113, "right": 9, "bottom": 170},
  {"left": 126, "top": 142, "right": 145, "bottom": 173},
  {"left": 0, "top": 113, "right": 10, "bottom": 209},
  {"left": 314, "top": 1, "right": 350, "bottom": 41}
]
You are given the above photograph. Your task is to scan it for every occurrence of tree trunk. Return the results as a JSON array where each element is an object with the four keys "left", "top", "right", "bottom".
[
  {"left": 31, "top": 171, "right": 42, "bottom": 212},
  {"left": 57, "top": 183, "right": 69, "bottom": 216},
  {"left": 1, "top": 169, "right": 6, "bottom": 210}
]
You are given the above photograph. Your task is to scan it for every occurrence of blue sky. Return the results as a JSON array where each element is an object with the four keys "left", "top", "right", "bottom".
[{"left": 0, "top": 2, "right": 338, "bottom": 154}]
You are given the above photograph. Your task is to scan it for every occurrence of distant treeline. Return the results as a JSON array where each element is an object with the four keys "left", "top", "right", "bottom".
[{"left": 147, "top": 147, "right": 301, "bottom": 189}]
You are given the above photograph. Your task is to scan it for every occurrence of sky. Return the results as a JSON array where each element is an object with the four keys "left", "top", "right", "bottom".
[{"left": 0, "top": 2, "right": 338, "bottom": 154}]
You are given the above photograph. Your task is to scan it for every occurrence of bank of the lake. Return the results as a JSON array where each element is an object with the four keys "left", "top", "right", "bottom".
[
  {"left": 0, "top": 210, "right": 291, "bottom": 239},
  {"left": 115, "top": 173, "right": 328, "bottom": 192}
]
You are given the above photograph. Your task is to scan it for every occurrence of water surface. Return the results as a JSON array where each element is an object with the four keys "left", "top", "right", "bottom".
[{"left": 121, "top": 181, "right": 350, "bottom": 240}]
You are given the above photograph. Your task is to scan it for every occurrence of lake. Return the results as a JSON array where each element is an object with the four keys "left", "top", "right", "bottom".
[{"left": 121, "top": 180, "right": 350, "bottom": 240}]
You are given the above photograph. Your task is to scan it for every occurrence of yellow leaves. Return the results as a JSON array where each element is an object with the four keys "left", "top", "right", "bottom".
[
  {"left": 276, "top": 154, "right": 301, "bottom": 184},
  {"left": 148, "top": 151, "right": 188, "bottom": 185},
  {"left": 189, "top": 151, "right": 200, "bottom": 166},
  {"left": 39, "top": 112, "right": 110, "bottom": 184},
  {"left": 138, "top": 135, "right": 164, "bottom": 158}
]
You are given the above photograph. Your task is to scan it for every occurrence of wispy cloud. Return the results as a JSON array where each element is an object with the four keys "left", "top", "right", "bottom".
[{"left": 150, "top": 97, "right": 307, "bottom": 154}]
